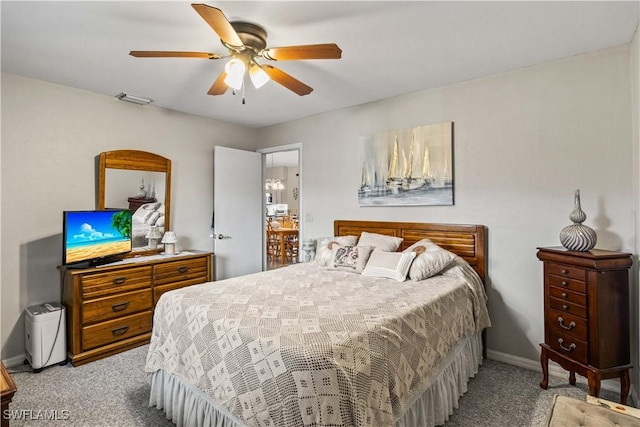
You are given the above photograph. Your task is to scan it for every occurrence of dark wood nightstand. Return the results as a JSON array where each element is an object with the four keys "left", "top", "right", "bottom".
[
  {"left": 537, "top": 246, "right": 632, "bottom": 404},
  {"left": 127, "top": 197, "right": 157, "bottom": 213},
  {"left": 1, "top": 362, "right": 17, "bottom": 427}
]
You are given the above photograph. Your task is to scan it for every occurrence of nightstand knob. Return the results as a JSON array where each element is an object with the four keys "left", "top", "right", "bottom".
[
  {"left": 561, "top": 292, "right": 568, "bottom": 298},
  {"left": 562, "top": 304, "right": 569, "bottom": 310},
  {"left": 561, "top": 281, "right": 568, "bottom": 286},
  {"left": 561, "top": 269, "right": 568, "bottom": 274}
]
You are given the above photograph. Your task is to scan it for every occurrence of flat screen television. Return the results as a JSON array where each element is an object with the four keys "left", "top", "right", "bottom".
[{"left": 63, "top": 209, "right": 132, "bottom": 267}]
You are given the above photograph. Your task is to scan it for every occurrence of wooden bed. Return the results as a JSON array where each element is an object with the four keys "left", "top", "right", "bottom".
[
  {"left": 147, "top": 220, "right": 490, "bottom": 427},
  {"left": 335, "top": 220, "right": 489, "bottom": 359},
  {"left": 334, "top": 220, "right": 487, "bottom": 281}
]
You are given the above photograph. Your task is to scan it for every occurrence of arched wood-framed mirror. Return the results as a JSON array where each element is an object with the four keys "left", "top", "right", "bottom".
[{"left": 97, "top": 150, "right": 171, "bottom": 253}]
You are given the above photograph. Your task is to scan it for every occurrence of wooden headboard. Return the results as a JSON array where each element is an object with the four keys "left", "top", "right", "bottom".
[{"left": 334, "top": 220, "right": 488, "bottom": 284}]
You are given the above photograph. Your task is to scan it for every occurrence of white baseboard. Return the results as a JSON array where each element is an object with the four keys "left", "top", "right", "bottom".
[
  {"left": 2, "top": 353, "right": 28, "bottom": 368},
  {"left": 486, "top": 349, "right": 636, "bottom": 406}
]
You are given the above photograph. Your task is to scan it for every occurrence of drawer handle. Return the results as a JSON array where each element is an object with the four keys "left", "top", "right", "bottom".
[
  {"left": 113, "top": 277, "right": 127, "bottom": 285},
  {"left": 112, "top": 325, "right": 129, "bottom": 336},
  {"left": 562, "top": 304, "right": 569, "bottom": 310},
  {"left": 111, "top": 301, "right": 130, "bottom": 312},
  {"left": 561, "top": 281, "right": 568, "bottom": 286},
  {"left": 561, "top": 292, "right": 568, "bottom": 298},
  {"left": 177, "top": 266, "right": 189, "bottom": 274},
  {"left": 558, "top": 338, "right": 576, "bottom": 352},
  {"left": 557, "top": 317, "right": 576, "bottom": 330}
]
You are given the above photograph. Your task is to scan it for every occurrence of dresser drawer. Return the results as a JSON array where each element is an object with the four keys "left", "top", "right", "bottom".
[
  {"left": 82, "top": 311, "right": 152, "bottom": 351},
  {"left": 546, "top": 263, "right": 585, "bottom": 281},
  {"left": 549, "top": 297, "right": 587, "bottom": 318},
  {"left": 154, "top": 257, "right": 209, "bottom": 286},
  {"left": 548, "top": 329, "right": 587, "bottom": 364},
  {"left": 81, "top": 266, "right": 152, "bottom": 298},
  {"left": 547, "top": 274, "right": 586, "bottom": 294},
  {"left": 548, "top": 308, "right": 587, "bottom": 341},
  {"left": 548, "top": 286, "right": 586, "bottom": 307},
  {"left": 82, "top": 289, "right": 153, "bottom": 325}
]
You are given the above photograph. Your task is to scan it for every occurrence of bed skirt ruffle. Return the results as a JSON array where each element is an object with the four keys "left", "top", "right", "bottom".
[{"left": 149, "top": 332, "right": 483, "bottom": 427}]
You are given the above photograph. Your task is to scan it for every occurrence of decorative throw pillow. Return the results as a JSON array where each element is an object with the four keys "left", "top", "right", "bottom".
[
  {"left": 315, "top": 236, "right": 358, "bottom": 267},
  {"left": 329, "top": 244, "right": 373, "bottom": 273},
  {"left": 403, "top": 239, "right": 457, "bottom": 281},
  {"left": 362, "top": 250, "right": 417, "bottom": 281},
  {"left": 357, "top": 231, "right": 403, "bottom": 252}
]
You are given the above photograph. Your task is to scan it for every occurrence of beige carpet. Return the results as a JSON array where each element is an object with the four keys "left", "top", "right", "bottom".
[{"left": 5, "top": 345, "right": 624, "bottom": 426}]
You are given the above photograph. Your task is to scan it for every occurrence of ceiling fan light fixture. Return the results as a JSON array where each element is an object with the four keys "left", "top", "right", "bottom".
[
  {"left": 224, "top": 58, "right": 246, "bottom": 90},
  {"left": 249, "top": 64, "right": 270, "bottom": 89}
]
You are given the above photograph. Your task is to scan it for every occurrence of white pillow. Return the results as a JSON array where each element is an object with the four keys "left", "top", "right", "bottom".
[
  {"left": 328, "top": 244, "right": 373, "bottom": 273},
  {"left": 132, "top": 206, "right": 155, "bottom": 223},
  {"left": 142, "top": 202, "right": 161, "bottom": 211},
  {"left": 357, "top": 231, "right": 403, "bottom": 252},
  {"left": 362, "top": 250, "right": 416, "bottom": 282},
  {"left": 315, "top": 236, "right": 358, "bottom": 267},
  {"left": 403, "top": 239, "right": 457, "bottom": 281},
  {"left": 146, "top": 211, "right": 162, "bottom": 225}
]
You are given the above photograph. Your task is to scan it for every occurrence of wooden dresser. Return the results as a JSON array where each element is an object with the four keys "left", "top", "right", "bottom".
[
  {"left": 1, "top": 362, "right": 17, "bottom": 427},
  {"left": 61, "top": 251, "right": 213, "bottom": 366},
  {"left": 537, "top": 247, "right": 632, "bottom": 404}
]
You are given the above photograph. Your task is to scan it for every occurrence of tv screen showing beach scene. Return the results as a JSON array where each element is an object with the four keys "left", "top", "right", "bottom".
[{"left": 63, "top": 210, "right": 132, "bottom": 265}]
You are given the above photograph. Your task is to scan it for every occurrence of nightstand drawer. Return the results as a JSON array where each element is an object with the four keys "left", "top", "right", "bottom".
[
  {"left": 82, "top": 289, "right": 153, "bottom": 325},
  {"left": 547, "top": 274, "right": 586, "bottom": 294},
  {"left": 548, "top": 329, "right": 587, "bottom": 365},
  {"left": 82, "top": 311, "right": 152, "bottom": 351},
  {"left": 155, "top": 257, "right": 209, "bottom": 286},
  {"left": 548, "top": 286, "right": 586, "bottom": 307},
  {"left": 549, "top": 297, "right": 587, "bottom": 318},
  {"left": 548, "top": 308, "right": 587, "bottom": 341},
  {"left": 81, "top": 266, "right": 152, "bottom": 298},
  {"left": 547, "top": 263, "right": 586, "bottom": 281}
]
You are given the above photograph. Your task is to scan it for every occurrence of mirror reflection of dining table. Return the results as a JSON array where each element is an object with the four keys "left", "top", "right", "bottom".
[{"left": 270, "top": 227, "right": 299, "bottom": 264}]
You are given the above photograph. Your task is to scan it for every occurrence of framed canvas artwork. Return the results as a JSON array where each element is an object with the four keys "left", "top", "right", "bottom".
[{"left": 358, "top": 122, "right": 454, "bottom": 206}]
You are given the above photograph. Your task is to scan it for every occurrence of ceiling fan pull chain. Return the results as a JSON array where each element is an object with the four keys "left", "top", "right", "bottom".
[{"left": 242, "top": 83, "right": 246, "bottom": 105}]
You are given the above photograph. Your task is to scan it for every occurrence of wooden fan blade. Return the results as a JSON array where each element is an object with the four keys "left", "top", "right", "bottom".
[
  {"left": 208, "top": 70, "right": 229, "bottom": 95},
  {"left": 261, "top": 43, "right": 342, "bottom": 61},
  {"left": 130, "top": 51, "right": 221, "bottom": 59},
  {"left": 191, "top": 4, "right": 243, "bottom": 48},
  {"left": 262, "top": 65, "right": 313, "bottom": 96}
]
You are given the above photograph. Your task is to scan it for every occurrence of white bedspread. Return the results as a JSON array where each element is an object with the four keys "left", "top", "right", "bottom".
[{"left": 145, "top": 258, "right": 490, "bottom": 427}]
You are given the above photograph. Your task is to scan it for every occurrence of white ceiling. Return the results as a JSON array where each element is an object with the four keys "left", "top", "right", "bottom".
[{"left": 2, "top": 1, "right": 638, "bottom": 129}]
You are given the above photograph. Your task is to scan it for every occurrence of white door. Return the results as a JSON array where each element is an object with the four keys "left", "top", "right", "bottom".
[{"left": 213, "top": 146, "right": 263, "bottom": 280}]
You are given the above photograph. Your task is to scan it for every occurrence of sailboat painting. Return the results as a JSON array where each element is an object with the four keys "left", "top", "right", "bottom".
[{"left": 358, "top": 122, "right": 453, "bottom": 206}]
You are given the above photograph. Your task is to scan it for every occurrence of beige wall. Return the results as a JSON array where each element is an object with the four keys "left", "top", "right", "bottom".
[
  {"left": 0, "top": 73, "right": 258, "bottom": 359},
  {"left": 258, "top": 46, "right": 636, "bottom": 375}
]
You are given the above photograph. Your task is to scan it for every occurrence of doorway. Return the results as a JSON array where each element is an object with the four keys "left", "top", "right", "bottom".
[{"left": 259, "top": 144, "right": 302, "bottom": 271}]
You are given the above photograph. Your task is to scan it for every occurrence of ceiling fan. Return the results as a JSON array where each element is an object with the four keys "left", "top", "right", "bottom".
[{"left": 130, "top": 3, "right": 342, "bottom": 98}]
